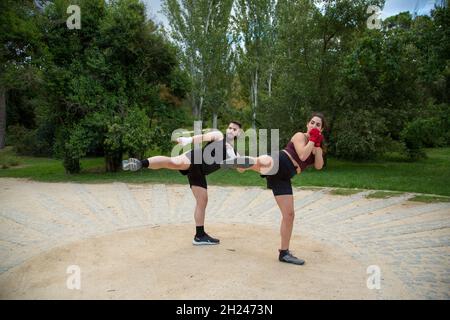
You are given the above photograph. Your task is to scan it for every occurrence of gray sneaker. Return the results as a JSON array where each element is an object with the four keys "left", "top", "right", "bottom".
[
  {"left": 122, "top": 158, "right": 142, "bottom": 171},
  {"left": 279, "top": 250, "right": 305, "bottom": 265}
]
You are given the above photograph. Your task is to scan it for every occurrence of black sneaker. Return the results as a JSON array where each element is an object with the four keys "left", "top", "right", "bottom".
[
  {"left": 279, "top": 250, "right": 305, "bottom": 265},
  {"left": 193, "top": 233, "right": 220, "bottom": 245}
]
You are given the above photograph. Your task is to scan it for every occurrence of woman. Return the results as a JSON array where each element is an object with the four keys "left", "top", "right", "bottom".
[{"left": 236, "top": 113, "right": 326, "bottom": 265}]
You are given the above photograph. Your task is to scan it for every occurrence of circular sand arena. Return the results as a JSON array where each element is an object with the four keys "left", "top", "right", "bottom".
[{"left": 0, "top": 178, "right": 449, "bottom": 299}]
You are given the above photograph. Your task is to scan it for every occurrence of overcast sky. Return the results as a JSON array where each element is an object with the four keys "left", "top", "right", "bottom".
[
  {"left": 381, "top": 0, "right": 439, "bottom": 18},
  {"left": 142, "top": 0, "right": 442, "bottom": 27}
]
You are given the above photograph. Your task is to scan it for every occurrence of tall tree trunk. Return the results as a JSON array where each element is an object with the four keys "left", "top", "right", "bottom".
[
  {"left": 251, "top": 69, "right": 258, "bottom": 129},
  {"left": 268, "top": 64, "right": 273, "bottom": 97},
  {"left": 198, "top": 95, "right": 204, "bottom": 120},
  {"left": 105, "top": 152, "right": 122, "bottom": 172},
  {"left": 251, "top": 81, "right": 255, "bottom": 129},
  {"left": 205, "top": 0, "right": 213, "bottom": 34},
  {"left": 212, "top": 112, "right": 218, "bottom": 129},
  {"left": 191, "top": 91, "right": 198, "bottom": 119},
  {"left": 0, "top": 86, "right": 6, "bottom": 149},
  {"left": 189, "top": 57, "right": 199, "bottom": 119}
]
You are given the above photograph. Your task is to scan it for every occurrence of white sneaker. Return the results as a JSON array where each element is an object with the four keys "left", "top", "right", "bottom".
[{"left": 122, "top": 158, "right": 142, "bottom": 171}]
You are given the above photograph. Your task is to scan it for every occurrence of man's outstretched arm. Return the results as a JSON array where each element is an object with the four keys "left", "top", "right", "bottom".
[{"left": 177, "top": 130, "right": 224, "bottom": 146}]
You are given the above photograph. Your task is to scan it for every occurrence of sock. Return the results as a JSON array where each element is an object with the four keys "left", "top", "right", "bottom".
[
  {"left": 279, "top": 249, "right": 289, "bottom": 258},
  {"left": 196, "top": 226, "right": 205, "bottom": 237},
  {"left": 141, "top": 159, "right": 149, "bottom": 168}
]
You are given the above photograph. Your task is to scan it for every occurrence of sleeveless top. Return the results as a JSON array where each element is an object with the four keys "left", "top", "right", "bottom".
[{"left": 283, "top": 140, "right": 315, "bottom": 172}]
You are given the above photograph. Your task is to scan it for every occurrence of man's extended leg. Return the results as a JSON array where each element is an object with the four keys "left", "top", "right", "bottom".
[{"left": 123, "top": 154, "right": 191, "bottom": 171}]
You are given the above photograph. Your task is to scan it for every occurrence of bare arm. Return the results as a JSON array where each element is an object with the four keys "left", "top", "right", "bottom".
[
  {"left": 312, "top": 147, "right": 324, "bottom": 170},
  {"left": 191, "top": 130, "right": 224, "bottom": 144},
  {"left": 292, "top": 132, "right": 315, "bottom": 161}
]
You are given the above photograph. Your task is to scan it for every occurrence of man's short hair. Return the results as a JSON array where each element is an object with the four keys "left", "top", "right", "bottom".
[{"left": 229, "top": 120, "right": 242, "bottom": 128}]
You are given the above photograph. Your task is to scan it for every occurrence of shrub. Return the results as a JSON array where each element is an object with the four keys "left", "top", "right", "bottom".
[
  {"left": 400, "top": 117, "right": 446, "bottom": 161},
  {"left": 330, "top": 110, "right": 388, "bottom": 160},
  {"left": 7, "top": 125, "right": 54, "bottom": 157},
  {"left": 54, "top": 125, "right": 91, "bottom": 174}
]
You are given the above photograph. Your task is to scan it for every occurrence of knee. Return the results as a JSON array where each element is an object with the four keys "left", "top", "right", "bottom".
[
  {"left": 196, "top": 195, "right": 208, "bottom": 208},
  {"left": 283, "top": 211, "right": 295, "bottom": 221},
  {"left": 259, "top": 155, "right": 272, "bottom": 167},
  {"left": 172, "top": 154, "right": 189, "bottom": 166},
  {"left": 171, "top": 157, "right": 183, "bottom": 166}
]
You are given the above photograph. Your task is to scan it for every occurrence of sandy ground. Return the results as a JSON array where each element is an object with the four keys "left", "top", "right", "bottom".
[
  {"left": 1, "top": 224, "right": 383, "bottom": 299},
  {"left": 0, "top": 178, "right": 448, "bottom": 299}
]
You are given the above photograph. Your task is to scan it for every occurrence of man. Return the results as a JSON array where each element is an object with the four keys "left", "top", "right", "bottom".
[{"left": 123, "top": 121, "right": 243, "bottom": 245}]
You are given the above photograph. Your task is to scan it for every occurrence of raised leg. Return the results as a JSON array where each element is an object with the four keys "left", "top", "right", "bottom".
[
  {"left": 236, "top": 155, "right": 274, "bottom": 175},
  {"left": 146, "top": 154, "right": 191, "bottom": 170}
]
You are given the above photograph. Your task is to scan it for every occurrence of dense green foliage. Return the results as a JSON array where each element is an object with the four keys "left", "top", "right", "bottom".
[{"left": 1, "top": 0, "right": 449, "bottom": 173}]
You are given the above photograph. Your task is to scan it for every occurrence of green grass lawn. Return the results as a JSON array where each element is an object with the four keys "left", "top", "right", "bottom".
[{"left": 1, "top": 146, "right": 450, "bottom": 197}]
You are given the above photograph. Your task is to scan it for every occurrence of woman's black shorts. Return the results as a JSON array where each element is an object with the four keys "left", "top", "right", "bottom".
[{"left": 261, "top": 151, "right": 298, "bottom": 196}]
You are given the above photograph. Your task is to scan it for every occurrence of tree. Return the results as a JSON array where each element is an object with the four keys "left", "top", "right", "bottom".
[
  {"left": 258, "top": 0, "right": 318, "bottom": 143},
  {"left": 162, "top": 0, "right": 234, "bottom": 125},
  {"left": 40, "top": 0, "right": 184, "bottom": 172},
  {"left": 233, "top": 0, "right": 277, "bottom": 129},
  {"left": 0, "top": 0, "right": 42, "bottom": 149}
]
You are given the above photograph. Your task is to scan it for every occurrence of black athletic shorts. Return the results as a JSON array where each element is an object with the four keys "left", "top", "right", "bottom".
[
  {"left": 178, "top": 148, "right": 220, "bottom": 189},
  {"left": 182, "top": 163, "right": 208, "bottom": 189},
  {"left": 261, "top": 151, "right": 298, "bottom": 196}
]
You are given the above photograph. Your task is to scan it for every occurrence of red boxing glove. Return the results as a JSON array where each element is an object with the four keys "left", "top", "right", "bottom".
[
  {"left": 314, "top": 133, "right": 323, "bottom": 147},
  {"left": 308, "top": 128, "right": 323, "bottom": 147},
  {"left": 314, "top": 135, "right": 323, "bottom": 147}
]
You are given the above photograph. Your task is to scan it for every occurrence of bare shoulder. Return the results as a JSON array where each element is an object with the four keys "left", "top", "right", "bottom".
[{"left": 291, "top": 132, "right": 307, "bottom": 142}]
